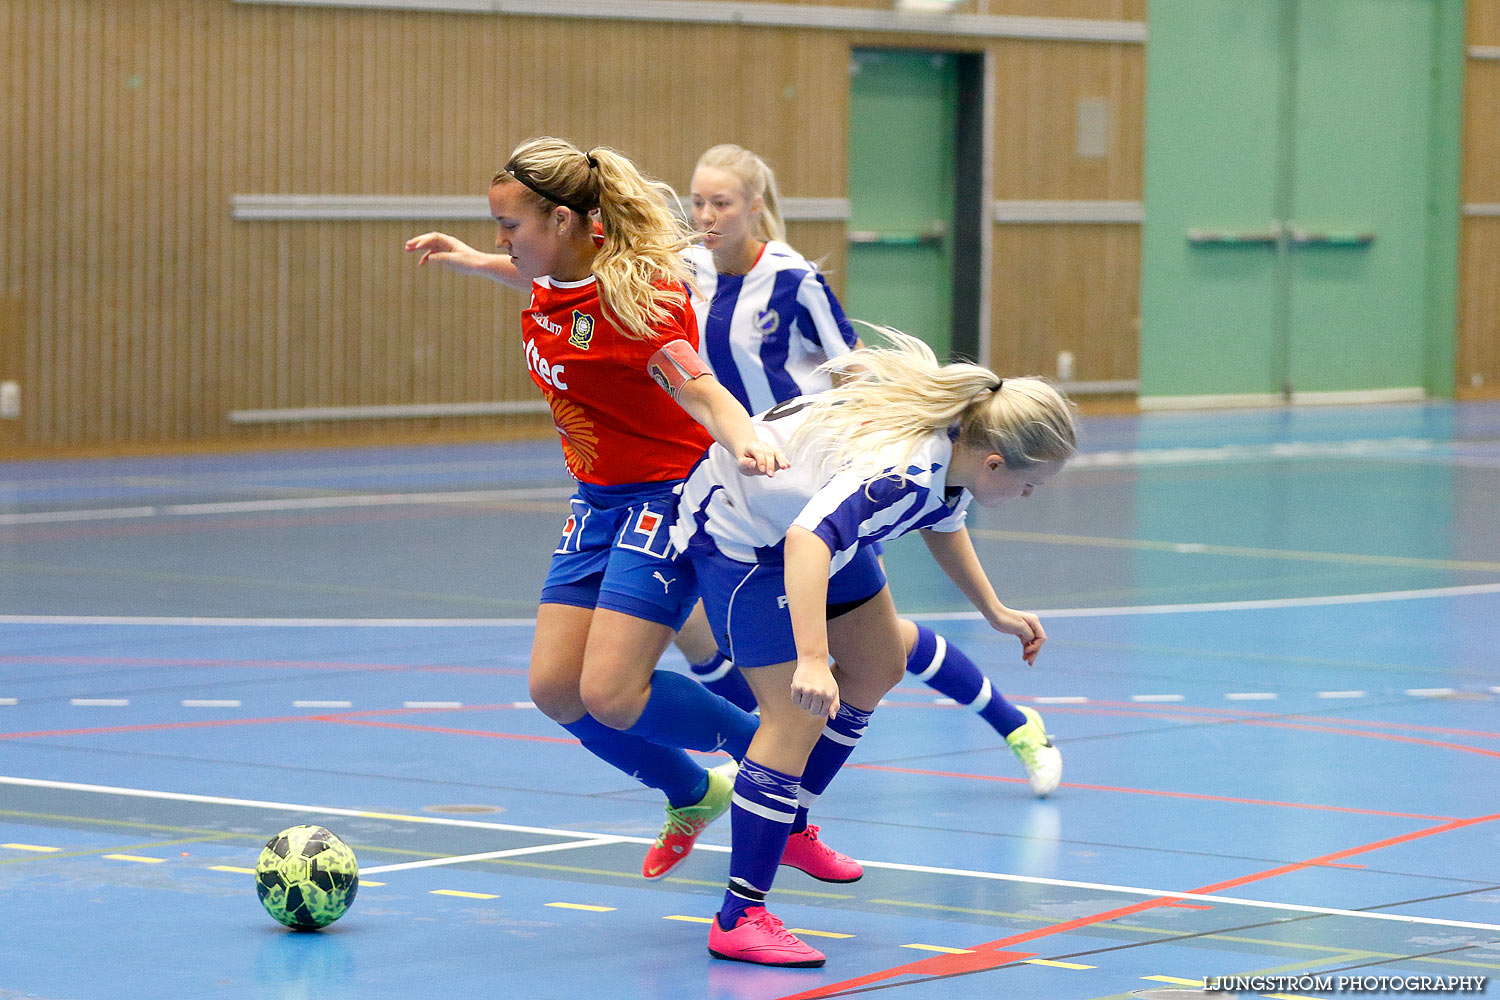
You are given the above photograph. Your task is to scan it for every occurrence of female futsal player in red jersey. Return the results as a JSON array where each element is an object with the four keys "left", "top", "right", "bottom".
[{"left": 406, "top": 137, "right": 781, "bottom": 878}]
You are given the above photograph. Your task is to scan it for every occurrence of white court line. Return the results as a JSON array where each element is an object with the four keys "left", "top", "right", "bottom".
[
  {"left": 4, "top": 580, "right": 1500, "bottom": 629},
  {"left": 361, "top": 838, "right": 631, "bottom": 875},
  {"left": 8, "top": 578, "right": 1500, "bottom": 626},
  {"left": 0, "top": 487, "right": 574, "bottom": 526},
  {"left": 5, "top": 775, "right": 1499, "bottom": 934},
  {"left": 0, "top": 775, "right": 662, "bottom": 842}
]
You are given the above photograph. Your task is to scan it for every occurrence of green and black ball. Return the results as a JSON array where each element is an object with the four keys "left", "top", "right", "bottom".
[{"left": 255, "top": 825, "right": 359, "bottom": 929}]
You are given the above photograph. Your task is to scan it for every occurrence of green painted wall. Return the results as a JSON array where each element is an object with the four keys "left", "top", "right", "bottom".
[
  {"left": 846, "top": 49, "right": 958, "bottom": 358},
  {"left": 1141, "top": 0, "right": 1464, "bottom": 401}
]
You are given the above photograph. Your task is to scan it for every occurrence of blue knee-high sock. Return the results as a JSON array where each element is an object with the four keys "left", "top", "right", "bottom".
[
  {"left": 718, "top": 758, "right": 800, "bottom": 930},
  {"left": 790, "top": 702, "right": 873, "bottom": 834},
  {"left": 626, "top": 669, "right": 757, "bottom": 759},
  {"left": 907, "top": 625, "right": 1027, "bottom": 736},
  {"left": 688, "top": 652, "right": 759, "bottom": 713},
  {"left": 561, "top": 713, "right": 707, "bottom": 808}
]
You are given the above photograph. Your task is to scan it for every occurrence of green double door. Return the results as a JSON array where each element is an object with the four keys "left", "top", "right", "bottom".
[
  {"left": 846, "top": 48, "right": 965, "bottom": 361},
  {"left": 1141, "top": 0, "right": 1462, "bottom": 401}
]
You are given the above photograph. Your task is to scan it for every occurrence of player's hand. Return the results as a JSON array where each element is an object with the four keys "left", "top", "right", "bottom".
[
  {"left": 404, "top": 231, "right": 472, "bottom": 269},
  {"left": 991, "top": 606, "right": 1046, "bottom": 665},
  {"left": 736, "top": 439, "right": 790, "bottom": 478},
  {"left": 790, "top": 657, "right": 840, "bottom": 719}
]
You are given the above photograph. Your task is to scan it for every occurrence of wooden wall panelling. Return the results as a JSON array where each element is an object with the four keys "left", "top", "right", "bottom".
[
  {"left": 7, "top": 1, "right": 1144, "bottom": 450},
  {"left": 988, "top": 224, "right": 1140, "bottom": 381},
  {"left": 1472, "top": 0, "right": 1500, "bottom": 46},
  {"left": 989, "top": 37, "right": 1143, "bottom": 383},
  {"left": 1463, "top": 61, "right": 1500, "bottom": 202},
  {"left": 990, "top": 38, "right": 1143, "bottom": 200},
  {"left": 1458, "top": 222, "right": 1500, "bottom": 396},
  {"left": 1459, "top": 3, "right": 1500, "bottom": 397}
]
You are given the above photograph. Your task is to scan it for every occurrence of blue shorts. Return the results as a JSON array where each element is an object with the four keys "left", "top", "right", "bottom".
[
  {"left": 539, "top": 481, "right": 698, "bottom": 630},
  {"left": 693, "top": 544, "right": 886, "bottom": 668}
]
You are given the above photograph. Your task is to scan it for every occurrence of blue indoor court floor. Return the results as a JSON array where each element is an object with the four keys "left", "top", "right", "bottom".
[{"left": 1, "top": 401, "right": 1498, "bottom": 1000}]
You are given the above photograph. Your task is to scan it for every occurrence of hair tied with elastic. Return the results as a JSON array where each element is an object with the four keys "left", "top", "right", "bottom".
[{"left": 585, "top": 154, "right": 599, "bottom": 170}]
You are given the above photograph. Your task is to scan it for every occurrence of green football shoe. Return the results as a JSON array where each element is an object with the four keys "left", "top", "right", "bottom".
[
  {"left": 642, "top": 759, "right": 737, "bottom": 878},
  {"left": 1006, "top": 705, "right": 1062, "bottom": 797}
]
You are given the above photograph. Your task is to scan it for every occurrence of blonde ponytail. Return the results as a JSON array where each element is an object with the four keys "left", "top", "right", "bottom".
[
  {"left": 495, "top": 137, "right": 696, "bottom": 341},
  {"left": 791, "top": 327, "right": 1078, "bottom": 479}
]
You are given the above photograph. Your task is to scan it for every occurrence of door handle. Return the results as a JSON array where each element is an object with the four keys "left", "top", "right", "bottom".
[
  {"left": 1187, "top": 222, "right": 1374, "bottom": 248},
  {"left": 1285, "top": 227, "right": 1375, "bottom": 247},
  {"left": 1186, "top": 227, "right": 1282, "bottom": 246},
  {"left": 848, "top": 222, "right": 946, "bottom": 247}
]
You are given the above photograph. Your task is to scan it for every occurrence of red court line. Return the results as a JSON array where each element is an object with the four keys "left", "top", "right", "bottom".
[
  {"left": 777, "top": 810, "right": 1500, "bottom": 1000},
  {"left": 1253, "top": 720, "right": 1500, "bottom": 759},
  {"left": 844, "top": 763, "right": 1457, "bottom": 821},
  {"left": 0, "top": 703, "right": 538, "bottom": 742},
  {"left": 0, "top": 655, "right": 526, "bottom": 675},
  {"left": 1031, "top": 703, "right": 1500, "bottom": 759},
  {"left": 0, "top": 501, "right": 516, "bottom": 542},
  {"left": 1051, "top": 699, "right": 1500, "bottom": 740},
  {"left": 325, "top": 717, "right": 575, "bottom": 744}
]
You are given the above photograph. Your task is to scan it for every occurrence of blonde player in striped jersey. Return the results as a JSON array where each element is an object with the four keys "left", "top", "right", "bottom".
[
  {"left": 669, "top": 330, "right": 1078, "bottom": 966},
  {"left": 672, "top": 145, "right": 1063, "bottom": 819}
]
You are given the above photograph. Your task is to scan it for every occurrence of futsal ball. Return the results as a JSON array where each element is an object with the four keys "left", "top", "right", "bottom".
[{"left": 255, "top": 825, "right": 359, "bottom": 929}]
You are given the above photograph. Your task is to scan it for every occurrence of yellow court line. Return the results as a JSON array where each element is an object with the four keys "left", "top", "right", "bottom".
[
  {"left": 787, "top": 928, "right": 853, "bottom": 939},
  {"left": 2, "top": 843, "right": 62, "bottom": 852},
  {"left": 360, "top": 880, "right": 384, "bottom": 886},
  {"left": 546, "top": 902, "right": 615, "bottom": 912},
  {"left": 968, "top": 528, "right": 1500, "bottom": 574},
  {"left": 103, "top": 854, "right": 166, "bottom": 864},
  {"left": 903, "top": 944, "right": 972, "bottom": 955},
  {"left": 430, "top": 889, "right": 498, "bottom": 899},
  {"left": 209, "top": 865, "right": 255, "bottom": 874},
  {"left": 664, "top": 914, "right": 713, "bottom": 924},
  {"left": 1026, "top": 959, "right": 1096, "bottom": 970},
  {"left": 1143, "top": 975, "right": 1205, "bottom": 986}
]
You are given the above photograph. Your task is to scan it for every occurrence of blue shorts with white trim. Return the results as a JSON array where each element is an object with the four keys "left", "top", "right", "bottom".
[
  {"left": 692, "top": 543, "right": 886, "bottom": 668},
  {"left": 539, "top": 480, "right": 698, "bottom": 630}
]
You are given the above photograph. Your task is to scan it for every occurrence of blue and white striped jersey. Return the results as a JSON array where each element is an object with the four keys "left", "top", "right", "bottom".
[
  {"left": 670, "top": 396, "right": 971, "bottom": 574},
  {"left": 683, "top": 242, "right": 858, "bottom": 414}
]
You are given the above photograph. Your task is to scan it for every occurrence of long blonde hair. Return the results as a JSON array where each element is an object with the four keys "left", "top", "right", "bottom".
[
  {"left": 494, "top": 137, "right": 696, "bottom": 341},
  {"left": 790, "top": 327, "right": 1078, "bottom": 479},
  {"left": 694, "top": 143, "right": 787, "bottom": 244}
]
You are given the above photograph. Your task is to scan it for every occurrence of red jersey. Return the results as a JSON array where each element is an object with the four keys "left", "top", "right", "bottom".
[{"left": 521, "top": 275, "right": 714, "bottom": 485}]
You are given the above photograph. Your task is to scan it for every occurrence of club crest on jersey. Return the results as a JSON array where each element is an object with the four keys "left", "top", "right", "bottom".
[
  {"left": 568, "top": 310, "right": 595, "bottom": 350},
  {"left": 752, "top": 307, "right": 780, "bottom": 338}
]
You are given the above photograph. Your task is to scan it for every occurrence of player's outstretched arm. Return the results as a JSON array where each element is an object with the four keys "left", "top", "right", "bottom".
[
  {"left": 650, "top": 342, "right": 789, "bottom": 477},
  {"left": 404, "top": 231, "right": 529, "bottom": 291},
  {"left": 784, "top": 526, "right": 839, "bottom": 719},
  {"left": 920, "top": 526, "right": 1046, "bottom": 665}
]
